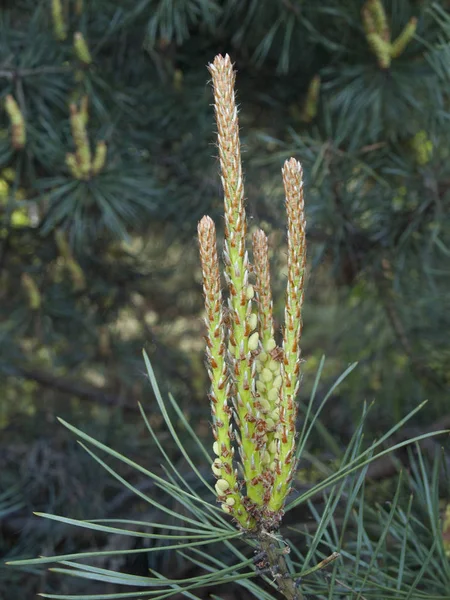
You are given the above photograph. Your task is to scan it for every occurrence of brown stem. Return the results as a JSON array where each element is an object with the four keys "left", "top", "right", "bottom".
[{"left": 258, "top": 531, "right": 303, "bottom": 600}]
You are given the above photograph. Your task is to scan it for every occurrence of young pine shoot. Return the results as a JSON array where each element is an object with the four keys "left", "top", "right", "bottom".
[{"left": 199, "top": 54, "right": 306, "bottom": 533}]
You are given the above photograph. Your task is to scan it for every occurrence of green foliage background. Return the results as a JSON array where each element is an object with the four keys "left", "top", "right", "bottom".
[{"left": 1, "top": 0, "right": 449, "bottom": 597}]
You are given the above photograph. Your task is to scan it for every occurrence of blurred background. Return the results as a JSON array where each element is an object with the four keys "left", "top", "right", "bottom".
[{"left": 1, "top": 0, "right": 449, "bottom": 597}]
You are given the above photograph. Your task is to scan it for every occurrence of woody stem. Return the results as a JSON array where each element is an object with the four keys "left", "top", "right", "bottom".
[{"left": 258, "top": 532, "right": 303, "bottom": 600}]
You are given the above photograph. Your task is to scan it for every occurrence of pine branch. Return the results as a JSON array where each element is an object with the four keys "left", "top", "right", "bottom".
[
  {"left": 7, "top": 365, "right": 140, "bottom": 413},
  {"left": 0, "top": 66, "right": 70, "bottom": 79},
  {"left": 258, "top": 532, "right": 303, "bottom": 600}
]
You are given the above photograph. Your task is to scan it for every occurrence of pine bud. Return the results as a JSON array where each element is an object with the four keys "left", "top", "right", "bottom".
[
  {"left": 79, "top": 95, "right": 89, "bottom": 126},
  {"left": 265, "top": 418, "right": 275, "bottom": 430},
  {"left": 4, "top": 95, "right": 26, "bottom": 149},
  {"left": 410, "top": 130, "right": 433, "bottom": 166},
  {"left": 258, "top": 398, "right": 271, "bottom": 411},
  {"left": 268, "top": 359, "right": 279, "bottom": 372},
  {"left": 212, "top": 460, "right": 222, "bottom": 477},
  {"left": 215, "top": 479, "right": 230, "bottom": 495},
  {"left": 91, "top": 141, "right": 107, "bottom": 175},
  {"left": 70, "top": 108, "right": 91, "bottom": 178},
  {"left": 66, "top": 153, "right": 82, "bottom": 179},
  {"left": 261, "top": 368, "right": 273, "bottom": 383},
  {"left": 390, "top": 17, "right": 417, "bottom": 58},
  {"left": 301, "top": 75, "right": 320, "bottom": 123},
  {"left": 269, "top": 440, "right": 278, "bottom": 455},
  {"left": 272, "top": 375, "right": 282, "bottom": 389},
  {"left": 52, "top": 0, "right": 67, "bottom": 41},
  {"left": 366, "top": 33, "right": 391, "bottom": 69},
  {"left": 258, "top": 351, "right": 268, "bottom": 363},
  {"left": 265, "top": 338, "right": 276, "bottom": 352},
  {"left": 267, "top": 388, "right": 278, "bottom": 403},
  {"left": 256, "top": 380, "right": 266, "bottom": 394},
  {"left": 247, "top": 313, "right": 258, "bottom": 331},
  {"left": 74, "top": 32, "right": 92, "bottom": 65},
  {"left": 369, "top": 0, "right": 389, "bottom": 39},
  {"left": 248, "top": 331, "right": 259, "bottom": 351}
]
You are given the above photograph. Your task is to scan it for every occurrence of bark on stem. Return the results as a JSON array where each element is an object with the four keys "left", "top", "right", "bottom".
[{"left": 258, "top": 532, "right": 303, "bottom": 600}]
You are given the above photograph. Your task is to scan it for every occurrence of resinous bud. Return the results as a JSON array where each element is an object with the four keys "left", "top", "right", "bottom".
[
  {"left": 221, "top": 503, "right": 232, "bottom": 513},
  {"left": 212, "top": 459, "right": 222, "bottom": 477},
  {"left": 245, "top": 285, "right": 255, "bottom": 300},
  {"left": 267, "top": 388, "right": 278, "bottom": 403},
  {"left": 226, "top": 497, "right": 236, "bottom": 506},
  {"left": 265, "top": 417, "right": 275, "bottom": 430},
  {"left": 261, "top": 368, "right": 273, "bottom": 383},
  {"left": 215, "top": 479, "right": 230, "bottom": 495},
  {"left": 268, "top": 359, "right": 280, "bottom": 372},
  {"left": 256, "top": 380, "right": 266, "bottom": 394},
  {"left": 259, "top": 398, "right": 271, "bottom": 411},
  {"left": 248, "top": 313, "right": 258, "bottom": 331},
  {"left": 248, "top": 331, "right": 259, "bottom": 351},
  {"left": 265, "top": 338, "right": 276, "bottom": 352},
  {"left": 213, "top": 441, "right": 220, "bottom": 456},
  {"left": 273, "top": 375, "right": 282, "bottom": 389},
  {"left": 269, "top": 440, "right": 278, "bottom": 454}
]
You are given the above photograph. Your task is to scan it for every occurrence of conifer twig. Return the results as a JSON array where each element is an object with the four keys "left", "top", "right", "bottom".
[
  {"left": 208, "top": 55, "right": 265, "bottom": 509},
  {"left": 198, "top": 215, "right": 254, "bottom": 528},
  {"left": 200, "top": 54, "right": 309, "bottom": 599},
  {"left": 269, "top": 158, "right": 306, "bottom": 514}
]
